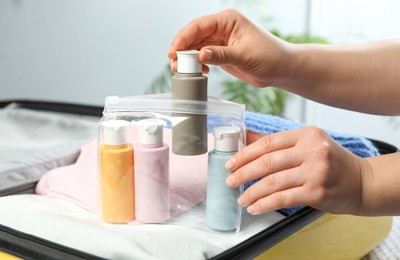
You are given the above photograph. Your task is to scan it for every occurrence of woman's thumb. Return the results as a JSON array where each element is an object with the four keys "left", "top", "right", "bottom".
[{"left": 199, "top": 46, "right": 231, "bottom": 65}]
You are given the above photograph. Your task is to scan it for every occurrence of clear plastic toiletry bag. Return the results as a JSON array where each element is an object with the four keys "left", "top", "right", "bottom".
[{"left": 97, "top": 93, "right": 246, "bottom": 232}]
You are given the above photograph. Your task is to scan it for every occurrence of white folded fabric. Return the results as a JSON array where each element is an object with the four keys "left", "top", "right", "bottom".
[{"left": 0, "top": 194, "right": 285, "bottom": 259}]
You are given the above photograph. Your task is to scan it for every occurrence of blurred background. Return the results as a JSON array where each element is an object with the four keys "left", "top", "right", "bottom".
[{"left": 1, "top": 0, "right": 399, "bottom": 147}]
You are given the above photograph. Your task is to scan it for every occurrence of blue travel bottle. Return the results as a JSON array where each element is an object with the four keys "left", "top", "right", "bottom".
[{"left": 206, "top": 126, "right": 242, "bottom": 231}]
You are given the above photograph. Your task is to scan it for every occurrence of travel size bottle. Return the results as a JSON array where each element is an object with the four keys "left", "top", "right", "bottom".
[
  {"left": 100, "top": 120, "right": 135, "bottom": 224},
  {"left": 172, "top": 50, "right": 208, "bottom": 156},
  {"left": 134, "top": 119, "right": 170, "bottom": 223},
  {"left": 206, "top": 126, "right": 242, "bottom": 231}
]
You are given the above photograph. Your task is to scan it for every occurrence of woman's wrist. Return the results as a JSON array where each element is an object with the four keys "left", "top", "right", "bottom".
[
  {"left": 360, "top": 154, "right": 400, "bottom": 216},
  {"left": 282, "top": 43, "right": 324, "bottom": 92},
  {"left": 263, "top": 41, "right": 304, "bottom": 89}
]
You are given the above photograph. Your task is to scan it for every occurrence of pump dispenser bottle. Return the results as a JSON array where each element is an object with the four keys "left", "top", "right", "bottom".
[
  {"left": 134, "top": 119, "right": 170, "bottom": 223},
  {"left": 206, "top": 126, "right": 242, "bottom": 231},
  {"left": 172, "top": 50, "right": 207, "bottom": 156},
  {"left": 100, "top": 120, "right": 135, "bottom": 224}
]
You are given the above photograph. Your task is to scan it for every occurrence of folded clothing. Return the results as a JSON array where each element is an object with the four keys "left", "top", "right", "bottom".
[
  {"left": 36, "top": 112, "right": 380, "bottom": 217},
  {"left": 0, "top": 105, "right": 98, "bottom": 196},
  {"left": 245, "top": 112, "right": 379, "bottom": 158},
  {"left": 0, "top": 104, "right": 98, "bottom": 161}
]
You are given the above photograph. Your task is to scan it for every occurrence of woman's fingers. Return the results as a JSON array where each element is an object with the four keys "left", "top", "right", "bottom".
[
  {"left": 168, "top": 10, "right": 236, "bottom": 58},
  {"left": 246, "top": 186, "right": 316, "bottom": 215},
  {"left": 226, "top": 147, "right": 303, "bottom": 188},
  {"left": 225, "top": 127, "right": 332, "bottom": 214},
  {"left": 237, "top": 167, "right": 305, "bottom": 207},
  {"left": 230, "top": 126, "right": 366, "bottom": 215},
  {"left": 225, "top": 129, "right": 302, "bottom": 177}
]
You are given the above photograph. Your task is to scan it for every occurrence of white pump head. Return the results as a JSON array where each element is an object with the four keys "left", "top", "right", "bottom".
[
  {"left": 213, "top": 126, "right": 241, "bottom": 152},
  {"left": 176, "top": 50, "right": 202, "bottom": 74},
  {"left": 138, "top": 119, "right": 165, "bottom": 145},
  {"left": 101, "top": 119, "right": 131, "bottom": 146}
]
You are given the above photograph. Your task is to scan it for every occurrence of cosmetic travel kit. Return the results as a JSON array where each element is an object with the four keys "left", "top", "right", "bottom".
[{"left": 97, "top": 51, "right": 246, "bottom": 232}]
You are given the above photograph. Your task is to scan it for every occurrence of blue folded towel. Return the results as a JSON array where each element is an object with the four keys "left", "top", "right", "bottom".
[{"left": 244, "top": 111, "right": 380, "bottom": 216}]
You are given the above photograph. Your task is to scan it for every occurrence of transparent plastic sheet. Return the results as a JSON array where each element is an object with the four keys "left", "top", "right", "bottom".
[{"left": 97, "top": 94, "right": 246, "bottom": 234}]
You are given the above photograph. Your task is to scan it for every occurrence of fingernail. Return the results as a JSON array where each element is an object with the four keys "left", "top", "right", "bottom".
[
  {"left": 203, "top": 48, "right": 213, "bottom": 61},
  {"left": 226, "top": 175, "right": 236, "bottom": 187},
  {"left": 247, "top": 205, "right": 255, "bottom": 214},
  {"left": 225, "top": 157, "right": 236, "bottom": 170},
  {"left": 237, "top": 196, "right": 245, "bottom": 206}
]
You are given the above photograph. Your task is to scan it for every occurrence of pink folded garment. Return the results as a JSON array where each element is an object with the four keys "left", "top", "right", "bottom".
[{"left": 36, "top": 128, "right": 213, "bottom": 218}]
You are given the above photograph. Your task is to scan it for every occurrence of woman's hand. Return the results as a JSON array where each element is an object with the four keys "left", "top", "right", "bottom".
[
  {"left": 168, "top": 9, "right": 294, "bottom": 88},
  {"left": 169, "top": 9, "right": 400, "bottom": 115},
  {"left": 226, "top": 128, "right": 371, "bottom": 215}
]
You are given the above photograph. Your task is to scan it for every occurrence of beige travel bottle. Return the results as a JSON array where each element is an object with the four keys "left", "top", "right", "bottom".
[
  {"left": 172, "top": 50, "right": 208, "bottom": 155},
  {"left": 100, "top": 120, "right": 135, "bottom": 224}
]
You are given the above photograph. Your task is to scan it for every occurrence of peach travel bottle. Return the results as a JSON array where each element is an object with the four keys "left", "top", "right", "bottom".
[{"left": 100, "top": 120, "right": 135, "bottom": 224}]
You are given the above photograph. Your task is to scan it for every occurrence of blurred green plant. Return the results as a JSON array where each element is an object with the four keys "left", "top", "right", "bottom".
[
  {"left": 145, "top": 63, "right": 173, "bottom": 94},
  {"left": 220, "top": 31, "right": 328, "bottom": 116},
  {"left": 221, "top": 79, "right": 288, "bottom": 116}
]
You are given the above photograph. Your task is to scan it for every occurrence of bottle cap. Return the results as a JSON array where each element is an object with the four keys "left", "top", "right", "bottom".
[
  {"left": 213, "top": 126, "right": 241, "bottom": 152},
  {"left": 176, "top": 50, "right": 202, "bottom": 74},
  {"left": 101, "top": 120, "right": 131, "bottom": 146},
  {"left": 138, "top": 119, "right": 165, "bottom": 145}
]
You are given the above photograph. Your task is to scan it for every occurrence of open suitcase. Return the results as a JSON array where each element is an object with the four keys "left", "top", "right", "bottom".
[{"left": 0, "top": 99, "right": 397, "bottom": 260}]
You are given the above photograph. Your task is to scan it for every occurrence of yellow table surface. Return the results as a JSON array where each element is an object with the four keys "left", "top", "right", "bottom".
[
  {"left": 256, "top": 213, "right": 392, "bottom": 260},
  {"left": 0, "top": 251, "right": 22, "bottom": 260}
]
